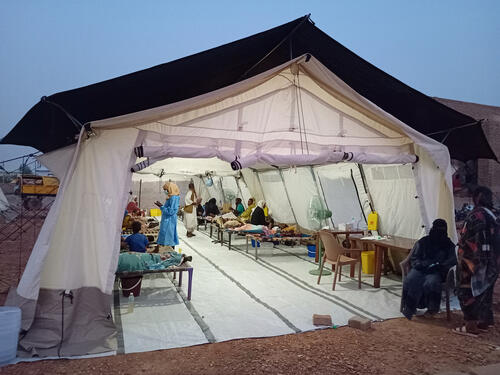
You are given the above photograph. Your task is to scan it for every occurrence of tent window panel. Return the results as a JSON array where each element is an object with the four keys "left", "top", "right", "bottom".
[
  {"left": 281, "top": 167, "right": 321, "bottom": 230},
  {"left": 236, "top": 177, "right": 253, "bottom": 207},
  {"left": 221, "top": 176, "right": 240, "bottom": 204},
  {"left": 365, "top": 164, "right": 424, "bottom": 239},
  {"left": 258, "top": 170, "right": 295, "bottom": 224},
  {"left": 318, "top": 174, "right": 366, "bottom": 229}
]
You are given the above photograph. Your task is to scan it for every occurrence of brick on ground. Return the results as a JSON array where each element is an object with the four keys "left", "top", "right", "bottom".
[
  {"left": 312, "top": 314, "right": 332, "bottom": 326},
  {"left": 348, "top": 316, "right": 371, "bottom": 331}
]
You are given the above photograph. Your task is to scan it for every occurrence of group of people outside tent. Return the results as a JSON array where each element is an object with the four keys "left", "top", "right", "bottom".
[{"left": 402, "top": 186, "right": 499, "bottom": 337}]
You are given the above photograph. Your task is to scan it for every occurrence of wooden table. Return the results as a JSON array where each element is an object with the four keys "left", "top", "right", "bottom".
[{"left": 350, "top": 235, "right": 415, "bottom": 288}]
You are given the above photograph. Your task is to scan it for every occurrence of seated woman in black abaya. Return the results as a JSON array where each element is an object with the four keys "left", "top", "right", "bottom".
[{"left": 401, "top": 219, "right": 457, "bottom": 320}]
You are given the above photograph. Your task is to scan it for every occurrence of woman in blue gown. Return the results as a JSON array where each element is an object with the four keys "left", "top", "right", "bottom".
[{"left": 155, "top": 182, "right": 180, "bottom": 247}]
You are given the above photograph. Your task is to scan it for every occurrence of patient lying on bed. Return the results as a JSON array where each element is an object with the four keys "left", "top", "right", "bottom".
[{"left": 117, "top": 251, "right": 192, "bottom": 273}]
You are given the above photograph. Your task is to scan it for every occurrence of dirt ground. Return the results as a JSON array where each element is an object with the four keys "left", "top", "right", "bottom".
[
  {"left": 2, "top": 199, "right": 500, "bottom": 374},
  {"left": 2, "top": 310, "right": 500, "bottom": 375}
]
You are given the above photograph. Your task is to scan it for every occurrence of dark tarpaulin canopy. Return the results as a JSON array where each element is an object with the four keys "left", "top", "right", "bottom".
[{"left": 1, "top": 15, "right": 496, "bottom": 161}]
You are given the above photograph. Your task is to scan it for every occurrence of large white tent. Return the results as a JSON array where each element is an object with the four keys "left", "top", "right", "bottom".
[{"left": 5, "top": 54, "right": 456, "bottom": 357}]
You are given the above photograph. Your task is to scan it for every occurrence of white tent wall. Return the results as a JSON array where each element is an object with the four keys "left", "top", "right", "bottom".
[
  {"left": 314, "top": 163, "right": 368, "bottom": 229},
  {"left": 8, "top": 127, "right": 139, "bottom": 356},
  {"left": 257, "top": 170, "right": 295, "bottom": 224},
  {"left": 363, "top": 164, "right": 424, "bottom": 239},
  {"left": 241, "top": 169, "right": 265, "bottom": 203},
  {"left": 280, "top": 167, "right": 320, "bottom": 230},
  {"left": 414, "top": 145, "right": 457, "bottom": 242}
]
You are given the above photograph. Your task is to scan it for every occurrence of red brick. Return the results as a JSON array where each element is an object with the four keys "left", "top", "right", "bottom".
[
  {"left": 312, "top": 314, "right": 332, "bottom": 326},
  {"left": 348, "top": 316, "right": 371, "bottom": 331}
]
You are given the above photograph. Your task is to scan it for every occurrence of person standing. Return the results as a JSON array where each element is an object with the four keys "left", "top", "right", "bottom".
[
  {"left": 454, "top": 186, "right": 500, "bottom": 336},
  {"left": 184, "top": 182, "right": 199, "bottom": 237},
  {"left": 155, "top": 182, "right": 180, "bottom": 248}
]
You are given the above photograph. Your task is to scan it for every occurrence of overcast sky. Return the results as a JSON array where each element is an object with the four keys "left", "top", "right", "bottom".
[{"left": 1, "top": 0, "right": 499, "bottom": 170}]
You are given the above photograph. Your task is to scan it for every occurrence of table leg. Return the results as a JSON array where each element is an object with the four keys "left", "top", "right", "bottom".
[
  {"left": 187, "top": 268, "right": 193, "bottom": 301},
  {"left": 374, "top": 245, "right": 383, "bottom": 288},
  {"left": 255, "top": 241, "right": 259, "bottom": 260},
  {"left": 228, "top": 232, "right": 232, "bottom": 250},
  {"left": 210, "top": 223, "right": 213, "bottom": 238},
  {"left": 315, "top": 233, "right": 320, "bottom": 263},
  {"left": 383, "top": 248, "right": 389, "bottom": 275},
  {"left": 246, "top": 236, "right": 249, "bottom": 253},
  {"left": 220, "top": 229, "right": 224, "bottom": 246},
  {"left": 179, "top": 270, "right": 183, "bottom": 287}
]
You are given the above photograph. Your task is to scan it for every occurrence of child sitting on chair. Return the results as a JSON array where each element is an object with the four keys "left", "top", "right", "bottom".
[{"left": 124, "top": 221, "right": 149, "bottom": 253}]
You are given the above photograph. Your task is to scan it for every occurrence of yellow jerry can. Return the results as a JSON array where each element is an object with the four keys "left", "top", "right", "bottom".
[{"left": 367, "top": 211, "right": 378, "bottom": 231}]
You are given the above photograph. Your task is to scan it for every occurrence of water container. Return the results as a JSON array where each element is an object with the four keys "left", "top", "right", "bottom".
[
  {"left": 128, "top": 293, "right": 135, "bottom": 313},
  {"left": 307, "top": 244, "right": 316, "bottom": 258},
  {"left": 0, "top": 306, "right": 21, "bottom": 367},
  {"left": 251, "top": 239, "right": 260, "bottom": 248}
]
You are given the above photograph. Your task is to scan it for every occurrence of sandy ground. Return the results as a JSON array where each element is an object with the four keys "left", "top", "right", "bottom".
[
  {"left": 2, "top": 310, "right": 500, "bottom": 375},
  {"left": 2, "top": 199, "right": 500, "bottom": 374}
]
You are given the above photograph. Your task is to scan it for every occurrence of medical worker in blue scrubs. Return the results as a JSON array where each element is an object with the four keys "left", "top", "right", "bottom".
[{"left": 155, "top": 181, "right": 180, "bottom": 247}]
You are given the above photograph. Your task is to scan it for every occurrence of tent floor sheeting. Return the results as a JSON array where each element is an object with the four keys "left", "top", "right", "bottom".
[{"left": 112, "top": 222, "right": 458, "bottom": 354}]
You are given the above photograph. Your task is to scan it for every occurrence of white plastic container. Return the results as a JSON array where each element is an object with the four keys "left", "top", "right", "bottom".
[{"left": 0, "top": 306, "right": 21, "bottom": 367}]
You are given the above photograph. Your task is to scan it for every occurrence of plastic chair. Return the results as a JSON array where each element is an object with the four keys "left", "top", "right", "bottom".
[
  {"left": 399, "top": 247, "right": 456, "bottom": 321},
  {"left": 317, "top": 230, "right": 362, "bottom": 290}
]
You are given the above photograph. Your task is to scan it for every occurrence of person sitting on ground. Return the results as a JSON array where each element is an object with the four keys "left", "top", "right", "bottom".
[
  {"left": 204, "top": 198, "right": 220, "bottom": 217},
  {"left": 240, "top": 198, "right": 256, "bottom": 222},
  {"left": 251, "top": 200, "right": 268, "bottom": 226},
  {"left": 234, "top": 197, "right": 245, "bottom": 216},
  {"left": 401, "top": 219, "right": 456, "bottom": 320},
  {"left": 124, "top": 221, "right": 149, "bottom": 253},
  {"left": 454, "top": 186, "right": 500, "bottom": 336}
]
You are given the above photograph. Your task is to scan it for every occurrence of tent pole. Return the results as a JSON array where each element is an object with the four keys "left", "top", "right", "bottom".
[
  {"left": 138, "top": 179, "right": 142, "bottom": 209},
  {"left": 218, "top": 177, "right": 226, "bottom": 206},
  {"left": 277, "top": 168, "right": 299, "bottom": 226},
  {"left": 309, "top": 166, "right": 334, "bottom": 228},
  {"left": 234, "top": 175, "right": 246, "bottom": 208},
  {"left": 254, "top": 170, "right": 269, "bottom": 206},
  {"left": 357, "top": 164, "right": 375, "bottom": 212}
]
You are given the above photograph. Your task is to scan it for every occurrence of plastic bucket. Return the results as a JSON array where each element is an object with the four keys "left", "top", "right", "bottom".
[
  {"left": 121, "top": 276, "right": 143, "bottom": 297},
  {"left": 251, "top": 239, "right": 260, "bottom": 248},
  {"left": 307, "top": 244, "right": 316, "bottom": 258},
  {"left": 361, "top": 251, "right": 375, "bottom": 274},
  {"left": 0, "top": 306, "right": 21, "bottom": 367}
]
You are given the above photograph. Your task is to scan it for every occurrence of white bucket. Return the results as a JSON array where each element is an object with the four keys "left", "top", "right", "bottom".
[{"left": 0, "top": 306, "right": 21, "bottom": 367}]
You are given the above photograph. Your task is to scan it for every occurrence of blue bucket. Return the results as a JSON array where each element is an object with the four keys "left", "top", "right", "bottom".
[
  {"left": 307, "top": 244, "right": 316, "bottom": 258},
  {"left": 251, "top": 239, "right": 260, "bottom": 248}
]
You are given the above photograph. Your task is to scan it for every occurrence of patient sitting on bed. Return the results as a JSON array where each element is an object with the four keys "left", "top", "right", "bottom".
[{"left": 123, "top": 221, "right": 149, "bottom": 253}]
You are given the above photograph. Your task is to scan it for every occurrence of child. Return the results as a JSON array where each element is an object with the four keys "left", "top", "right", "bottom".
[{"left": 125, "top": 221, "right": 149, "bottom": 253}]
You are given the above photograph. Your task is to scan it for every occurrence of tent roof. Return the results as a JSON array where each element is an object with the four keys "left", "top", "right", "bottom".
[{"left": 1, "top": 15, "right": 495, "bottom": 161}]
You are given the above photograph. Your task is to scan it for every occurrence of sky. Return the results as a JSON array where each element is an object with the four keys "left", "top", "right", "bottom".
[{"left": 0, "top": 0, "right": 499, "bottom": 170}]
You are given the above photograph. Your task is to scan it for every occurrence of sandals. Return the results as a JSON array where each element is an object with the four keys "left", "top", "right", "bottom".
[{"left": 452, "top": 325, "right": 478, "bottom": 337}]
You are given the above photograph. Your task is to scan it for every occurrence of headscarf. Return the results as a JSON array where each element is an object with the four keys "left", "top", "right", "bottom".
[
  {"left": 429, "top": 218, "right": 448, "bottom": 245},
  {"left": 257, "top": 200, "right": 266, "bottom": 209},
  {"left": 163, "top": 182, "right": 180, "bottom": 197}
]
